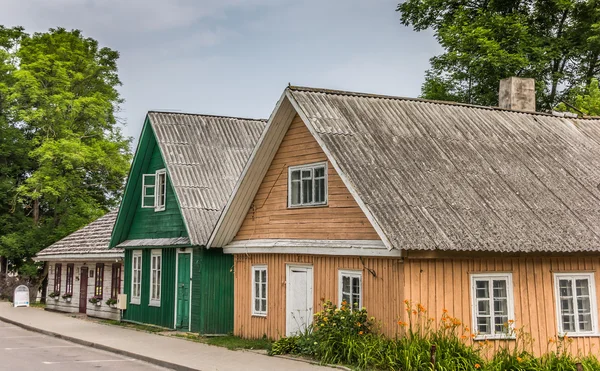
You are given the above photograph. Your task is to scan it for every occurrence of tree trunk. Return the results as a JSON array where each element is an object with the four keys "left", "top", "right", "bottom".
[
  {"left": 33, "top": 198, "right": 39, "bottom": 225},
  {"left": 39, "top": 262, "right": 48, "bottom": 304}
]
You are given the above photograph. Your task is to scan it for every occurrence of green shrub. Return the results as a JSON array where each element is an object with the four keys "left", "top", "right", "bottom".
[{"left": 269, "top": 299, "right": 600, "bottom": 371}]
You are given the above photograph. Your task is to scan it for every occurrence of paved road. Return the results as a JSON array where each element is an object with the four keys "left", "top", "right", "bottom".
[{"left": 0, "top": 320, "right": 169, "bottom": 370}]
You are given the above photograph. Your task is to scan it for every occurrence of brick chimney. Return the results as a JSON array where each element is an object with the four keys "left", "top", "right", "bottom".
[{"left": 499, "top": 77, "right": 536, "bottom": 112}]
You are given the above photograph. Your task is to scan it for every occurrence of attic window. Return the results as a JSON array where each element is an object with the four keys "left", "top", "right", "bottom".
[
  {"left": 142, "top": 169, "right": 167, "bottom": 212},
  {"left": 288, "top": 162, "right": 327, "bottom": 207}
]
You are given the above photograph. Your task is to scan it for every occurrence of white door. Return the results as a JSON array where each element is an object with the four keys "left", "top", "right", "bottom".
[{"left": 286, "top": 265, "right": 313, "bottom": 336}]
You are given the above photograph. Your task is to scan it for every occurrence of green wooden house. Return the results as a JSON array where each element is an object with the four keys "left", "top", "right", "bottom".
[{"left": 109, "top": 111, "right": 265, "bottom": 333}]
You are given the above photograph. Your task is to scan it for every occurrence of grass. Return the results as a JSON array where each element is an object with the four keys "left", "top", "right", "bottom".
[
  {"left": 173, "top": 333, "right": 272, "bottom": 351},
  {"left": 100, "top": 319, "right": 166, "bottom": 333},
  {"left": 29, "top": 302, "right": 46, "bottom": 309}
]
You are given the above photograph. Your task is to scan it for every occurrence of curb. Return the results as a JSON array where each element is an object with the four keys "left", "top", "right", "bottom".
[
  {"left": 272, "top": 355, "right": 351, "bottom": 370},
  {"left": 0, "top": 315, "right": 198, "bottom": 371}
]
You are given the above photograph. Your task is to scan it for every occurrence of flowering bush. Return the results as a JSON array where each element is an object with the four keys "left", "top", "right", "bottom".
[
  {"left": 105, "top": 298, "right": 117, "bottom": 306},
  {"left": 61, "top": 293, "right": 72, "bottom": 300}
]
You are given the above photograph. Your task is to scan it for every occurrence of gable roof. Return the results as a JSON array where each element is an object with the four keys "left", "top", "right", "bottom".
[
  {"left": 111, "top": 112, "right": 266, "bottom": 247},
  {"left": 35, "top": 211, "right": 121, "bottom": 261},
  {"left": 210, "top": 86, "right": 600, "bottom": 254}
]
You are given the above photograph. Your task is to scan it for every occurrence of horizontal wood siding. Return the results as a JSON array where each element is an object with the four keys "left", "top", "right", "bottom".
[
  {"left": 404, "top": 257, "right": 600, "bottom": 357},
  {"left": 234, "top": 115, "right": 379, "bottom": 241},
  {"left": 46, "top": 261, "right": 122, "bottom": 320},
  {"left": 233, "top": 254, "right": 404, "bottom": 339},
  {"left": 123, "top": 248, "right": 176, "bottom": 328},
  {"left": 191, "top": 248, "right": 234, "bottom": 334},
  {"left": 126, "top": 135, "right": 187, "bottom": 241}
]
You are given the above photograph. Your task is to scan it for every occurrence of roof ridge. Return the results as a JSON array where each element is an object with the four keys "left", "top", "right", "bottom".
[
  {"left": 288, "top": 85, "right": 599, "bottom": 120},
  {"left": 148, "top": 110, "right": 267, "bottom": 123}
]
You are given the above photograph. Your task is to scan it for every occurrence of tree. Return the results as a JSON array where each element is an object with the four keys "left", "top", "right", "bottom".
[
  {"left": 397, "top": 0, "right": 600, "bottom": 111},
  {"left": 0, "top": 27, "right": 131, "bottom": 287}
]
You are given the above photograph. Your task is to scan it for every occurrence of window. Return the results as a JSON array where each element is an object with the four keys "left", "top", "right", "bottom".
[
  {"left": 142, "top": 169, "right": 167, "bottom": 211},
  {"left": 288, "top": 162, "right": 327, "bottom": 207},
  {"left": 339, "top": 270, "right": 362, "bottom": 310},
  {"left": 554, "top": 273, "right": 598, "bottom": 335},
  {"left": 252, "top": 266, "right": 267, "bottom": 316},
  {"left": 131, "top": 251, "right": 142, "bottom": 304},
  {"left": 471, "top": 273, "right": 514, "bottom": 338},
  {"left": 94, "top": 263, "right": 104, "bottom": 298},
  {"left": 53, "top": 264, "right": 62, "bottom": 294},
  {"left": 149, "top": 250, "right": 162, "bottom": 306},
  {"left": 111, "top": 263, "right": 122, "bottom": 299},
  {"left": 65, "top": 264, "right": 74, "bottom": 295}
]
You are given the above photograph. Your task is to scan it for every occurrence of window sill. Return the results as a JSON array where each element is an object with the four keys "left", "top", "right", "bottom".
[
  {"left": 474, "top": 335, "right": 516, "bottom": 341},
  {"left": 287, "top": 203, "right": 328, "bottom": 209},
  {"left": 252, "top": 313, "right": 267, "bottom": 318},
  {"left": 148, "top": 302, "right": 161, "bottom": 307},
  {"left": 558, "top": 333, "right": 600, "bottom": 338}
]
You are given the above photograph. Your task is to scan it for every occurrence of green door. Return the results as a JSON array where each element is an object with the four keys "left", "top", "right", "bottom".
[{"left": 176, "top": 253, "right": 191, "bottom": 331}]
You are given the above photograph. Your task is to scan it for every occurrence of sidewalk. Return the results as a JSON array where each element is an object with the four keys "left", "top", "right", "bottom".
[{"left": 0, "top": 303, "right": 327, "bottom": 371}]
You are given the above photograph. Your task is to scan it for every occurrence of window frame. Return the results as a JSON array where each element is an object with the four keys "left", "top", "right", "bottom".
[
  {"left": 149, "top": 250, "right": 162, "bottom": 307},
  {"left": 65, "top": 264, "right": 74, "bottom": 295},
  {"left": 553, "top": 272, "right": 599, "bottom": 336},
  {"left": 287, "top": 162, "right": 328, "bottom": 208},
  {"left": 470, "top": 272, "right": 515, "bottom": 340},
  {"left": 131, "top": 250, "right": 142, "bottom": 305},
  {"left": 338, "top": 270, "right": 363, "bottom": 310},
  {"left": 155, "top": 169, "right": 167, "bottom": 212},
  {"left": 94, "top": 263, "right": 104, "bottom": 299},
  {"left": 141, "top": 173, "right": 156, "bottom": 209},
  {"left": 111, "top": 263, "right": 122, "bottom": 300},
  {"left": 54, "top": 264, "right": 62, "bottom": 294},
  {"left": 251, "top": 265, "right": 268, "bottom": 317}
]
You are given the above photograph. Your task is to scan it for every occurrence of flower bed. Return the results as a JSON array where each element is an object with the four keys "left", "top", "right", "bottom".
[{"left": 270, "top": 300, "right": 600, "bottom": 370}]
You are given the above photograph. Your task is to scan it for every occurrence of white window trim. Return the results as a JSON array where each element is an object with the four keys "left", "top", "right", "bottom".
[
  {"left": 470, "top": 272, "right": 515, "bottom": 340},
  {"left": 149, "top": 250, "right": 162, "bottom": 307},
  {"left": 155, "top": 169, "right": 166, "bottom": 212},
  {"left": 287, "top": 162, "right": 328, "bottom": 208},
  {"left": 130, "top": 250, "right": 142, "bottom": 305},
  {"left": 554, "top": 272, "right": 599, "bottom": 337},
  {"left": 141, "top": 174, "right": 156, "bottom": 209},
  {"left": 252, "top": 265, "right": 268, "bottom": 317},
  {"left": 338, "top": 270, "right": 362, "bottom": 310}
]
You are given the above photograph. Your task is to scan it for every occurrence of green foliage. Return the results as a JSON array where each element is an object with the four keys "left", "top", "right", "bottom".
[
  {"left": 0, "top": 26, "right": 131, "bottom": 275},
  {"left": 397, "top": 0, "right": 600, "bottom": 111},
  {"left": 556, "top": 78, "right": 600, "bottom": 116},
  {"left": 271, "top": 300, "right": 600, "bottom": 370}
]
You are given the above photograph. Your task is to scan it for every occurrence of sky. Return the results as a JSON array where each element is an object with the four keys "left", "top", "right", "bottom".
[{"left": 1, "top": 0, "right": 441, "bottom": 146}]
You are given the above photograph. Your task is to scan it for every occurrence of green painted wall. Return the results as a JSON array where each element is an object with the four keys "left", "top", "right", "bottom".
[
  {"left": 191, "top": 248, "right": 234, "bottom": 334},
  {"left": 110, "top": 118, "right": 187, "bottom": 247},
  {"left": 123, "top": 248, "right": 177, "bottom": 328}
]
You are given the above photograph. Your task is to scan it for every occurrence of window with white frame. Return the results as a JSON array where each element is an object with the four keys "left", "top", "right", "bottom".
[
  {"left": 131, "top": 251, "right": 142, "bottom": 304},
  {"left": 142, "top": 168, "right": 167, "bottom": 211},
  {"left": 554, "top": 273, "right": 598, "bottom": 335},
  {"left": 149, "top": 250, "right": 162, "bottom": 306},
  {"left": 288, "top": 162, "right": 327, "bottom": 207},
  {"left": 252, "top": 266, "right": 267, "bottom": 316},
  {"left": 471, "top": 273, "right": 514, "bottom": 338},
  {"left": 339, "top": 270, "right": 362, "bottom": 310}
]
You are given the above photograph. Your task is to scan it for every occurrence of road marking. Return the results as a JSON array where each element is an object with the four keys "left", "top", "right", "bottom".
[
  {"left": 42, "top": 359, "right": 135, "bottom": 365},
  {"left": 5, "top": 345, "right": 81, "bottom": 350}
]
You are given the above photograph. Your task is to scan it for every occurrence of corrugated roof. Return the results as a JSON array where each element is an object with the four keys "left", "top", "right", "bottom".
[
  {"left": 286, "top": 86, "right": 600, "bottom": 253},
  {"left": 148, "top": 112, "right": 266, "bottom": 245},
  {"left": 36, "top": 211, "right": 121, "bottom": 258}
]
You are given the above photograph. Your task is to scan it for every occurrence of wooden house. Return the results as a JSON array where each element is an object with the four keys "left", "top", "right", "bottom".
[
  {"left": 35, "top": 211, "right": 123, "bottom": 320},
  {"left": 109, "top": 111, "right": 264, "bottom": 333},
  {"left": 209, "top": 81, "right": 600, "bottom": 356}
]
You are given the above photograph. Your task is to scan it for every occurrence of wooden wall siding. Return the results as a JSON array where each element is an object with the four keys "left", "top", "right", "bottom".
[
  {"left": 403, "top": 257, "right": 600, "bottom": 357},
  {"left": 232, "top": 254, "right": 404, "bottom": 339},
  {"left": 191, "top": 248, "right": 234, "bottom": 334},
  {"left": 126, "top": 138, "right": 188, "bottom": 241},
  {"left": 234, "top": 115, "right": 380, "bottom": 241},
  {"left": 123, "top": 248, "right": 176, "bottom": 328},
  {"left": 46, "top": 261, "right": 122, "bottom": 320}
]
